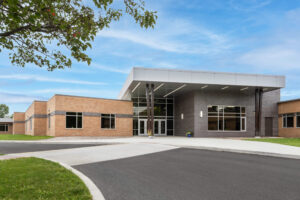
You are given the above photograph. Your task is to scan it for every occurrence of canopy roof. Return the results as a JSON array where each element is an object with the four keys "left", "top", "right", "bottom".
[{"left": 119, "top": 67, "right": 285, "bottom": 99}]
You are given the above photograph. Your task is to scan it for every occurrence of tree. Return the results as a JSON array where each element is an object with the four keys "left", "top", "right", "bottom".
[
  {"left": 0, "top": 104, "right": 9, "bottom": 118},
  {"left": 0, "top": 0, "right": 157, "bottom": 71}
]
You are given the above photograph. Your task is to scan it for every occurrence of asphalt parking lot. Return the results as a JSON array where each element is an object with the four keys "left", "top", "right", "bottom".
[
  {"left": 75, "top": 148, "right": 300, "bottom": 200},
  {"left": 0, "top": 142, "right": 102, "bottom": 154}
]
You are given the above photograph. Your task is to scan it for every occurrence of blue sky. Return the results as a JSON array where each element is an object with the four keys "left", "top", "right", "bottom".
[{"left": 1, "top": 0, "right": 300, "bottom": 114}]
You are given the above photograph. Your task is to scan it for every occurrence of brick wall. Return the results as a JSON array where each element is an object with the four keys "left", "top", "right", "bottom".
[
  {"left": 49, "top": 95, "right": 133, "bottom": 137},
  {"left": 13, "top": 112, "right": 25, "bottom": 134},
  {"left": 278, "top": 100, "right": 300, "bottom": 137}
]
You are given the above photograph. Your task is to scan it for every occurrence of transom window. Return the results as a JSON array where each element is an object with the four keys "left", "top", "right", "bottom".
[
  {"left": 283, "top": 114, "right": 294, "bottom": 128},
  {"left": 66, "top": 112, "right": 82, "bottom": 129},
  {"left": 208, "top": 105, "right": 246, "bottom": 131},
  {"left": 101, "top": 114, "right": 115, "bottom": 129},
  {"left": 0, "top": 124, "right": 8, "bottom": 132}
]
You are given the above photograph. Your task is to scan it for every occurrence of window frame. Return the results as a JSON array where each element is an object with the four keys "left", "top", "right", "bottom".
[
  {"left": 0, "top": 124, "right": 8, "bottom": 132},
  {"left": 101, "top": 114, "right": 116, "bottom": 129},
  {"left": 208, "top": 105, "right": 246, "bottom": 132},
  {"left": 297, "top": 113, "right": 300, "bottom": 128},
  {"left": 65, "top": 112, "right": 83, "bottom": 129},
  {"left": 282, "top": 114, "right": 294, "bottom": 128}
]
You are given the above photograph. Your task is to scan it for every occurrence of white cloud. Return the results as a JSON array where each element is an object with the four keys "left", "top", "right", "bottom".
[
  {"left": 97, "top": 19, "right": 231, "bottom": 55},
  {"left": 229, "top": 0, "right": 272, "bottom": 12},
  {"left": 90, "top": 63, "right": 131, "bottom": 74},
  {"left": 0, "top": 74, "right": 106, "bottom": 85},
  {"left": 237, "top": 45, "right": 300, "bottom": 70},
  {"left": 0, "top": 92, "right": 46, "bottom": 104},
  {"left": 236, "top": 7, "right": 300, "bottom": 71}
]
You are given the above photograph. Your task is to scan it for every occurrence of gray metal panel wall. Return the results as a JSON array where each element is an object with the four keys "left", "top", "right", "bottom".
[
  {"left": 193, "top": 90, "right": 255, "bottom": 137},
  {"left": 260, "top": 89, "right": 280, "bottom": 136},
  {"left": 174, "top": 92, "right": 195, "bottom": 136},
  {"left": 174, "top": 89, "right": 280, "bottom": 137}
]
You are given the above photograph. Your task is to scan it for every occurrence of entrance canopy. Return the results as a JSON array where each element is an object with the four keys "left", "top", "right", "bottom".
[{"left": 118, "top": 67, "right": 285, "bottom": 99}]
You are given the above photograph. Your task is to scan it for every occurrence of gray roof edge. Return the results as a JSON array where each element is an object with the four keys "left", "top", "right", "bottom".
[
  {"left": 132, "top": 66, "right": 285, "bottom": 78},
  {"left": 0, "top": 118, "right": 13, "bottom": 123},
  {"left": 118, "top": 67, "right": 285, "bottom": 99}
]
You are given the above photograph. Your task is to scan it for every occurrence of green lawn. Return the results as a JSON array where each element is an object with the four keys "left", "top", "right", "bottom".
[
  {"left": 0, "top": 157, "right": 91, "bottom": 200},
  {"left": 245, "top": 138, "right": 300, "bottom": 147},
  {"left": 0, "top": 134, "right": 53, "bottom": 140}
]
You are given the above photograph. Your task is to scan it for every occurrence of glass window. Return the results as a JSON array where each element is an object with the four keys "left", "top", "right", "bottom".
[
  {"left": 218, "top": 117, "right": 223, "bottom": 130},
  {"left": 224, "top": 117, "right": 241, "bottom": 131},
  {"left": 154, "top": 104, "right": 166, "bottom": 116},
  {"left": 208, "top": 105, "right": 218, "bottom": 113},
  {"left": 208, "top": 105, "right": 246, "bottom": 131},
  {"left": 66, "top": 112, "right": 82, "bottom": 129},
  {"left": 0, "top": 124, "right": 8, "bottom": 132},
  {"left": 132, "top": 96, "right": 174, "bottom": 135},
  {"left": 283, "top": 115, "right": 287, "bottom": 128},
  {"left": 283, "top": 114, "right": 294, "bottom": 128},
  {"left": 101, "top": 114, "right": 115, "bottom": 129},
  {"left": 241, "top": 117, "right": 246, "bottom": 131},
  {"left": 297, "top": 113, "right": 300, "bottom": 128},
  {"left": 167, "top": 120, "right": 173, "bottom": 130},
  {"left": 286, "top": 114, "right": 294, "bottom": 128},
  {"left": 167, "top": 99, "right": 173, "bottom": 104},
  {"left": 167, "top": 104, "right": 173, "bottom": 116},
  {"left": 208, "top": 117, "right": 218, "bottom": 130},
  {"left": 167, "top": 130, "right": 173, "bottom": 136},
  {"left": 133, "top": 118, "right": 138, "bottom": 130}
]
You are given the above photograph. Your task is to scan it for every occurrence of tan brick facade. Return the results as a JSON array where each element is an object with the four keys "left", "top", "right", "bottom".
[
  {"left": 13, "top": 112, "right": 25, "bottom": 135},
  {"left": 49, "top": 95, "right": 133, "bottom": 137},
  {"left": 278, "top": 100, "right": 300, "bottom": 137},
  {"left": 12, "top": 94, "right": 133, "bottom": 137}
]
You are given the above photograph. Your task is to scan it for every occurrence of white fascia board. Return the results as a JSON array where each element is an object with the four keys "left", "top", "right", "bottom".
[{"left": 132, "top": 67, "right": 285, "bottom": 88}]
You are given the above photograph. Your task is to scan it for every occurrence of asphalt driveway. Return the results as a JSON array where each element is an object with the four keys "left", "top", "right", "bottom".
[
  {"left": 74, "top": 148, "right": 300, "bottom": 200},
  {"left": 0, "top": 142, "right": 102, "bottom": 154}
]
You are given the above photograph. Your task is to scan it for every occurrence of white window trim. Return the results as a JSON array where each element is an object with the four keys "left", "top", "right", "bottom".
[{"left": 207, "top": 105, "right": 246, "bottom": 132}]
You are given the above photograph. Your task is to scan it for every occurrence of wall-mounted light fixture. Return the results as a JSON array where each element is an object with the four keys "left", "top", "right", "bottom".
[
  {"left": 200, "top": 111, "right": 203, "bottom": 118},
  {"left": 181, "top": 113, "right": 184, "bottom": 120}
]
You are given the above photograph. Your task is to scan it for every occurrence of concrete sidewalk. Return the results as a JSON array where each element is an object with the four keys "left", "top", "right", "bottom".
[
  {"left": 35, "top": 137, "right": 300, "bottom": 159},
  {"left": 1, "top": 137, "right": 300, "bottom": 159},
  {"left": 0, "top": 143, "right": 178, "bottom": 165}
]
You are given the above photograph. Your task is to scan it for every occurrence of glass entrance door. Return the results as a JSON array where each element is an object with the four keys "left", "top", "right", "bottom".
[
  {"left": 139, "top": 119, "right": 166, "bottom": 136},
  {"left": 154, "top": 119, "right": 166, "bottom": 136},
  {"left": 138, "top": 119, "right": 147, "bottom": 136}
]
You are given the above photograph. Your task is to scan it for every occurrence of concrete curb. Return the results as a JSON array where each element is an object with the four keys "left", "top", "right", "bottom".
[
  {"left": 0, "top": 156, "right": 105, "bottom": 200},
  {"left": 57, "top": 161, "right": 105, "bottom": 200}
]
